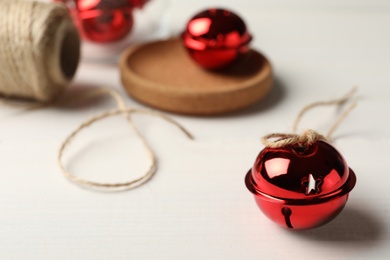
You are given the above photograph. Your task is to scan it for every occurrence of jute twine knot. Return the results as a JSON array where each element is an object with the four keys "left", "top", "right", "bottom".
[
  {"left": 261, "top": 130, "right": 326, "bottom": 149},
  {"left": 262, "top": 87, "right": 358, "bottom": 148}
]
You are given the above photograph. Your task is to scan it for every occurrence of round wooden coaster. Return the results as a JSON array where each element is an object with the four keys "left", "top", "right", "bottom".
[{"left": 119, "top": 39, "right": 273, "bottom": 115}]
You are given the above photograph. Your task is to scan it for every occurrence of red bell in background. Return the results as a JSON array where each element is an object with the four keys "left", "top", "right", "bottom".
[
  {"left": 54, "top": 0, "right": 149, "bottom": 43},
  {"left": 245, "top": 140, "right": 356, "bottom": 229},
  {"left": 130, "top": 0, "right": 149, "bottom": 9},
  {"left": 182, "top": 8, "right": 252, "bottom": 69}
]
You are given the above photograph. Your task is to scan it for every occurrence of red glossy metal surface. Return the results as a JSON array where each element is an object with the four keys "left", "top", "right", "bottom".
[
  {"left": 245, "top": 141, "right": 356, "bottom": 229},
  {"left": 55, "top": 0, "right": 149, "bottom": 43},
  {"left": 130, "top": 0, "right": 149, "bottom": 9},
  {"left": 182, "top": 8, "right": 252, "bottom": 69}
]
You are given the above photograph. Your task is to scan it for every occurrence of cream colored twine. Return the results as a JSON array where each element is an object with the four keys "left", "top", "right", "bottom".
[
  {"left": 57, "top": 88, "right": 193, "bottom": 191},
  {"left": 0, "top": 0, "right": 80, "bottom": 102},
  {"left": 262, "top": 87, "right": 358, "bottom": 148},
  {"left": 0, "top": 0, "right": 193, "bottom": 191}
]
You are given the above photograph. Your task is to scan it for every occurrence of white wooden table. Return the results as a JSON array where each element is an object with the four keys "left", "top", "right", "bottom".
[{"left": 1, "top": 0, "right": 389, "bottom": 259}]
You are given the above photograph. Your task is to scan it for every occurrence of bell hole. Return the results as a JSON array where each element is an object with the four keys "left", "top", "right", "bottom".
[
  {"left": 291, "top": 143, "right": 318, "bottom": 157},
  {"left": 292, "top": 145, "right": 308, "bottom": 155},
  {"left": 60, "top": 28, "right": 80, "bottom": 80},
  {"left": 282, "top": 207, "right": 293, "bottom": 228},
  {"left": 282, "top": 207, "right": 292, "bottom": 216}
]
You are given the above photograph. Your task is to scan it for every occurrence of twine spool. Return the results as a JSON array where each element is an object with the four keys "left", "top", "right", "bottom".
[{"left": 0, "top": 0, "right": 80, "bottom": 102}]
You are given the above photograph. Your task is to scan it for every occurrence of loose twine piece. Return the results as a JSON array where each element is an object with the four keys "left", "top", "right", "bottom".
[
  {"left": 57, "top": 88, "right": 193, "bottom": 191},
  {"left": 262, "top": 87, "right": 358, "bottom": 148},
  {"left": 0, "top": 0, "right": 193, "bottom": 191}
]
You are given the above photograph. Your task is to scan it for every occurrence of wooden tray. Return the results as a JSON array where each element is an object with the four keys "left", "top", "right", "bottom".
[{"left": 120, "top": 39, "right": 273, "bottom": 115}]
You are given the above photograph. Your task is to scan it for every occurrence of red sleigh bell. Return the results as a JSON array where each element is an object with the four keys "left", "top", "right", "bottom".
[
  {"left": 182, "top": 8, "right": 252, "bottom": 69},
  {"left": 245, "top": 89, "right": 358, "bottom": 230},
  {"left": 245, "top": 136, "right": 356, "bottom": 229}
]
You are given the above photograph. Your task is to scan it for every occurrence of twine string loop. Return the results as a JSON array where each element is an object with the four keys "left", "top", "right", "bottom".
[
  {"left": 57, "top": 88, "right": 193, "bottom": 191},
  {"left": 262, "top": 87, "right": 357, "bottom": 148}
]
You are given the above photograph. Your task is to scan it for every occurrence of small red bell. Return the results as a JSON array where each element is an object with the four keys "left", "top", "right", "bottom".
[
  {"left": 245, "top": 140, "right": 356, "bottom": 229},
  {"left": 182, "top": 8, "right": 252, "bottom": 69},
  {"left": 55, "top": 0, "right": 134, "bottom": 43}
]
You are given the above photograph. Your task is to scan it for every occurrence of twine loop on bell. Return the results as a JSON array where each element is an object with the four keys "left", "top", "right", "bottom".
[
  {"left": 262, "top": 130, "right": 326, "bottom": 149},
  {"left": 262, "top": 87, "right": 358, "bottom": 148}
]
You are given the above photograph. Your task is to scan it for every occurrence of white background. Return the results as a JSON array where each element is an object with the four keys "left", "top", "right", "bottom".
[{"left": 1, "top": 0, "right": 390, "bottom": 259}]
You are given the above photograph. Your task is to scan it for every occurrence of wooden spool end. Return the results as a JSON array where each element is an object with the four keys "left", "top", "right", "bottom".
[{"left": 120, "top": 39, "right": 273, "bottom": 115}]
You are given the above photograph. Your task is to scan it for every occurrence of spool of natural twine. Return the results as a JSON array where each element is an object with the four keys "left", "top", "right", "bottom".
[{"left": 0, "top": 0, "right": 80, "bottom": 102}]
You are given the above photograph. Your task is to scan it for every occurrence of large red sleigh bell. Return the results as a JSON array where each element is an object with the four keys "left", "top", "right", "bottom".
[
  {"left": 182, "top": 8, "right": 252, "bottom": 69},
  {"left": 245, "top": 139, "right": 356, "bottom": 229}
]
